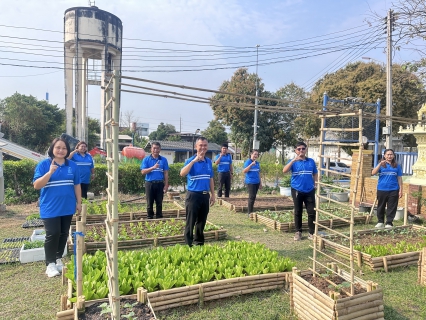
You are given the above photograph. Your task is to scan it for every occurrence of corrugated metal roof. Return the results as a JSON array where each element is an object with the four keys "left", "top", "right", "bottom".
[{"left": 145, "top": 140, "right": 223, "bottom": 152}]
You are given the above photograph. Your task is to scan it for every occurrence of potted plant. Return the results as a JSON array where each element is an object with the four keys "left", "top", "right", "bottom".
[
  {"left": 329, "top": 185, "right": 349, "bottom": 202},
  {"left": 279, "top": 175, "right": 292, "bottom": 196}
]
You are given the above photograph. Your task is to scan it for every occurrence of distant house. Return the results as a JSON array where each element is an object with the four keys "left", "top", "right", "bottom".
[
  {"left": 118, "top": 135, "right": 133, "bottom": 151},
  {"left": 144, "top": 140, "right": 232, "bottom": 164}
]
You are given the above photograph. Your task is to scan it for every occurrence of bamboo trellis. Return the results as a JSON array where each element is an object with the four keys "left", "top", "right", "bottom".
[
  {"left": 312, "top": 109, "right": 364, "bottom": 296},
  {"left": 104, "top": 70, "right": 120, "bottom": 319}
]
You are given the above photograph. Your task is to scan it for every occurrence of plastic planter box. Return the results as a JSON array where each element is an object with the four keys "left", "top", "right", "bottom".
[
  {"left": 30, "top": 229, "right": 46, "bottom": 242},
  {"left": 20, "top": 244, "right": 67, "bottom": 264}
]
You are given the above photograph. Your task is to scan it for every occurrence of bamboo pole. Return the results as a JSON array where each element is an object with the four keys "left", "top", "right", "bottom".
[
  {"left": 76, "top": 221, "right": 83, "bottom": 299},
  {"left": 403, "top": 192, "right": 408, "bottom": 226},
  {"left": 56, "top": 308, "right": 75, "bottom": 319},
  {"left": 60, "top": 294, "right": 68, "bottom": 311}
]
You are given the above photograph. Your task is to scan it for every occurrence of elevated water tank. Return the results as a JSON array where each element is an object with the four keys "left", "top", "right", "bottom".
[{"left": 64, "top": 6, "right": 123, "bottom": 145}]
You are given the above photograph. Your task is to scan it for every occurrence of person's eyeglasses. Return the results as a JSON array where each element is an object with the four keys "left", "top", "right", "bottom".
[{"left": 296, "top": 148, "right": 306, "bottom": 151}]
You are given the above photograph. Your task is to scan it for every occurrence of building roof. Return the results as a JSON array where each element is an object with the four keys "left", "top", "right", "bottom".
[{"left": 145, "top": 140, "right": 226, "bottom": 152}]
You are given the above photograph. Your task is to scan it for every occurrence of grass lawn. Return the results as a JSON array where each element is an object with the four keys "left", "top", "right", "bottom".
[{"left": 0, "top": 196, "right": 425, "bottom": 320}]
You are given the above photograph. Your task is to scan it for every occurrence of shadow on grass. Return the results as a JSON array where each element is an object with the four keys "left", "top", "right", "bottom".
[{"left": 384, "top": 306, "right": 412, "bottom": 320}]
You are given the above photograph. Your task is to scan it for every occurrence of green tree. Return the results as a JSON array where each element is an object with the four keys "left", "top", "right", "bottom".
[
  {"left": 148, "top": 122, "right": 177, "bottom": 141},
  {"left": 210, "top": 68, "right": 280, "bottom": 156},
  {"left": 311, "top": 61, "right": 425, "bottom": 147},
  {"left": 201, "top": 120, "right": 228, "bottom": 145},
  {"left": 0, "top": 93, "right": 64, "bottom": 153},
  {"left": 87, "top": 117, "right": 100, "bottom": 149}
]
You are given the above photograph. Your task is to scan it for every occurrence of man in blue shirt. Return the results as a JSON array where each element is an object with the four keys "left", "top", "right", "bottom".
[
  {"left": 283, "top": 142, "right": 318, "bottom": 241},
  {"left": 214, "top": 143, "right": 234, "bottom": 198},
  {"left": 180, "top": 137, "right": 215, "bottom": 246},
  {"left": 141, "top": 142, "right": 169, "bottom": 219}
]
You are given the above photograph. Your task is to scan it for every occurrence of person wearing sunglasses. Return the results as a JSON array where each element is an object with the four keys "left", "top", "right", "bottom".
[{"left": 283, "top": 141, "right": 318, "bottom": 241}]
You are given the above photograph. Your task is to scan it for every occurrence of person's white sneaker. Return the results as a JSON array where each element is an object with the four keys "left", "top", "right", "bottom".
[
  {"left": 375, "top": 223, "right": 384, "bottom": 228},
  {"left": 46, "top": 263, "right": 60, "bottom": 277},
  {"left": 385, "top": 224, "right": 393, "bottom": 229},
  {"left": 56, "top": 258, "right": 64, "bottom": 273}
]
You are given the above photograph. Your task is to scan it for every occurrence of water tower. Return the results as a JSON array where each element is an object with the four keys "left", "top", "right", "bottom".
[{"left": 64, "top": 6, "right": 122, "bottom": 146}]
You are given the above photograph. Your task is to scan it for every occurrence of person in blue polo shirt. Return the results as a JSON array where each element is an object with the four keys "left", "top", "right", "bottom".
[
  {"left": 141, "top": 142, "right": 169, "bottom": 219},
  {"left": 243, "top": 150, "right": 262, "bottom": 216},
  {"left": 372, "top": 149, "right": 403, "bottom": 228},
  {"left": 180, "top": 137, "right": 215, "bottom": 246},
  {"left": 214, "top": 143, "right": 234, "bottom": 198},
  {"left": 68, "top": 141, "right": 95, "bottom": 199},
  {"left": 283, "top": 142, "right": 318, "bottom": 241},
  {"left": 33, "top": 138, "right": 81, "bottom": 278}
]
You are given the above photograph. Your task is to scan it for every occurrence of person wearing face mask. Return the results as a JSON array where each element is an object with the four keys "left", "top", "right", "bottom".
[
  {"left": 180, "top": 137, "right": 215, "bottom": 246},
  {"left": 68, "top": 141, "right": 95, "bottom": 199},
  {"left": 372, "top": 149, "right": 403, "bottom": 228},
  {"left": 283, "top": 142, "right": 318, "bottom": 241},
  {"left": 141, "top": 142, "right": 169, "bottom": 219},
  {"left": 243, "top": 150, "right": 262, "bottom": 217}
]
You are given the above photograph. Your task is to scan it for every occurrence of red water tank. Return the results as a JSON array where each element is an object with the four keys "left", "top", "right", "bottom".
[{"left": 121, "top": 146, "right": 146, "bottom": 160}]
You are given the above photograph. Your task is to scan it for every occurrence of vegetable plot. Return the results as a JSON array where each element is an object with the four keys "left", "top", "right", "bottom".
[{"left": 65, "top": 241, "right": 295, "bottom": 302}]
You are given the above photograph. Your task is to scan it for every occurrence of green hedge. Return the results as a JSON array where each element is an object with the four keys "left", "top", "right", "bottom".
[{"left": 2, "top": 160, "right": 284, "bottom": 204}]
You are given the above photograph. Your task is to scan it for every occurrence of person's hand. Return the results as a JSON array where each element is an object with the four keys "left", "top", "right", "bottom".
[
  {"left": 153, "top": 160, "right": 160, "bottom": 169},
  {"left": 399, "top": 190, "right": 403, "bottom": 198},
  {"left": 163, "top": 184, "right": 169, "bottom": 193},
  {"left": 293, "top": 155, "right": 304, "bottom": 162},
  {"left": 76, "top": 203, "right": 82, "bottom": 215},
  {"left": 91, "top": 173, "right": 95, "bottom": 180},
  {"left": 210, "top": 194, "right": 216, "bottom": 206},
  {"left": 194, "top": 152, "right": 205, "bottom": 162},
  {"left": 259, "top": 184, "right": 263, "bottom": 190},
  {"left": 49, "top": 163, "right": 58, "bottom": 175},
  {"left": 380, "top": 159, "right": 386, "bottom": 166},
  {"left": 250, "top": 161, "right": 256, "bottom": 167}
]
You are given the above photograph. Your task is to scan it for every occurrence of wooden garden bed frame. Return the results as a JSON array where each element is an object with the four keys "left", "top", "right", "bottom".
[
  {"left": 59, "top": 269, "right": 290, "bottom": 318},
  {"left": 56, "top": 287, "right": 157, "bottom": 320},
  {"left": 316, "top": 225, "right": 426, "bottom": 271},
  {"left": 419, "top": 247, "right": 426, "bottom": 286},
  {"left": 220, "top": 196, "right": 293, "bottom": 213},
  {"left": 250, "top": 212, "right": 369, "bottom": 233},
  {"left": 68, "top": 219, "right": 227, "bottom": 253},
  {"left": 290, "top": 267, "right": 384, "bottom": 320},
  {"left": 71, "top": 200, "right": 185, "bottom": 224}
]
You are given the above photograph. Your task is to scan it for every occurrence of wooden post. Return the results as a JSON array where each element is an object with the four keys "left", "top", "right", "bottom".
[
  {"left": 403, "top": 193, "right": 408, "bottom": 226},
  {"left": 137, "top": 287, "right": 147, "bottom": 304},
  {"left": 76, "top": 221, "right": 83, "bottom": 299}
]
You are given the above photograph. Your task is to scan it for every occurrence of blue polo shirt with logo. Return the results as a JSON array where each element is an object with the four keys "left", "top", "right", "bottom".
[
  {"left": 244, "top": 159, "right": 261, "bottom": 184},
  {"left": 185, "top": 155, "right": 213, "bottom": 191},
  {"left": 377, "top": 163, "right": 402, "bottom": 191},
  {"left": 141, "top": 155, "right": 169, "bottom": 182},
  {"left": 33, "top": 159, "right": 81, "bottom": 219},
  {"left": 70, "top": 152, "right": 94, "bottom": 184},
  {"left": 214, "top": 153, "right": 232, "bottom": 173},
  {"left": 287, "top": 157, "right": 318, "bottom": 193}
]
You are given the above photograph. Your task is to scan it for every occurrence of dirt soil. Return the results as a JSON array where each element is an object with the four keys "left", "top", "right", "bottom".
[
  {"left": 78, "top": 298, "right": 155, "bottom": 320},
  {"left": 224, "top": 197, "right": 294, "bottom": 207},
  {"left": 327, "top": 227, "right": 426, "bottom": 247},
  {"left": 302, "top": 274, "right": 366, "bottom": 298}
]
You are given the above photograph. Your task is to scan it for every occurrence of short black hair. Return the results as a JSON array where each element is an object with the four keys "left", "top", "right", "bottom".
[
  {"left": 196, "top": 136, "right": 208, "bottom": 143},
  {"left": 221, "top": 143, "right": 228, "bottom": 148},
  {"left": 47, "top": 137, "right": 71, "bottom": 159},
  {"left": 295, "top": 141, "right": 307, "bottom": 148},
  {"left": 251, "top": 149, "right": 259, "bottom": 155},
  {"left": 151, "top": 142, "right": 161, "bottom": 148}
]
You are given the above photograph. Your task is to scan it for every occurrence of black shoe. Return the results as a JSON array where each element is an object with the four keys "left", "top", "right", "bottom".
[
  {"left": 156, "top": 215, "right": 163, "bottom": 219},
  {"left": 147, "top": 216, "right": 154, "bottom": 219}
]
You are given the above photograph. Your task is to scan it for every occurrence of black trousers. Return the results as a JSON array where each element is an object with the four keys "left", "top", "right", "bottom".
[
  {"left": 42, "top": 215, "right": 73, "bottom": 266},
  {"left": 291, "top": 188, "right": 316, "bottom": 234},
  {"left": 247, "top": 183, "right": 260, "bottom": 214},
  {"left": 185, "top": 191, "right": 210, "bottom": 246},
  {"left": 377, "top": 189, "right": 399, "bottom": 225},
  {"left": 217, "top": 172, "right": 231, "bottom": 198},
  {"left": 145, "top": 181, "right": 164, "bottom": 218},
  {"left": 81, "top": 183, "right": 89, "bottom": 199}
]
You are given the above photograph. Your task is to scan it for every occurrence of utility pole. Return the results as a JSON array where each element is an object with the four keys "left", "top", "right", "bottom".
[
  {"left": 253, "top": 44, "right": 260, "bottom": 150},
  {"left": 386, "top": 9, "right": 393, "bottom": 149}
]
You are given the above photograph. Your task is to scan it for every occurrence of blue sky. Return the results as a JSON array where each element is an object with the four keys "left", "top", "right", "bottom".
[{"left": 0, "top": 0, "right": 409, "bottom": 135}]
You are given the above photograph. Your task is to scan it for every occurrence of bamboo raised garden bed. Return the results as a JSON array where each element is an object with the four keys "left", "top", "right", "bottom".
[
  {"left": 221, "top": 196, "right": 294, "bottom": 213},
  {"left": 68, "top": 219, "right": 227, "bottom": 252},
  {"left": 60, "top": 272, "right": 290, "bottom": 318},
  {"left": 250, "top": 213, "right": 369, "bottom": 233},
  {"left": 419, "top": 247, "right": 426, "bottom": 286},
  {"left": 56, "top": 288, "right": 157, "bottom": 320},
  {"left": 71, "top": 200, "right": 184, "bottom": 224},
  {"left": 316, "top": 225, "right": 426, "bottom": 271},
  {"left": 290, "top": 267, "right": 384, "bottom": 320}
]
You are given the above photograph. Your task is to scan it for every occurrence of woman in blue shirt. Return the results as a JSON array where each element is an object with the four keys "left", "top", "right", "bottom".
[
  {"left": 68, "top": 141, "right": 95, "bottom": 199},
  {"left": 33, "top": 138, "right": 81, "bottom": 277},
  {"left": 243, "top": 150, "right": 262, "bottom": 216},
  {"left": 372, "top": 149, "right": 403, "bottom": 228}
]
